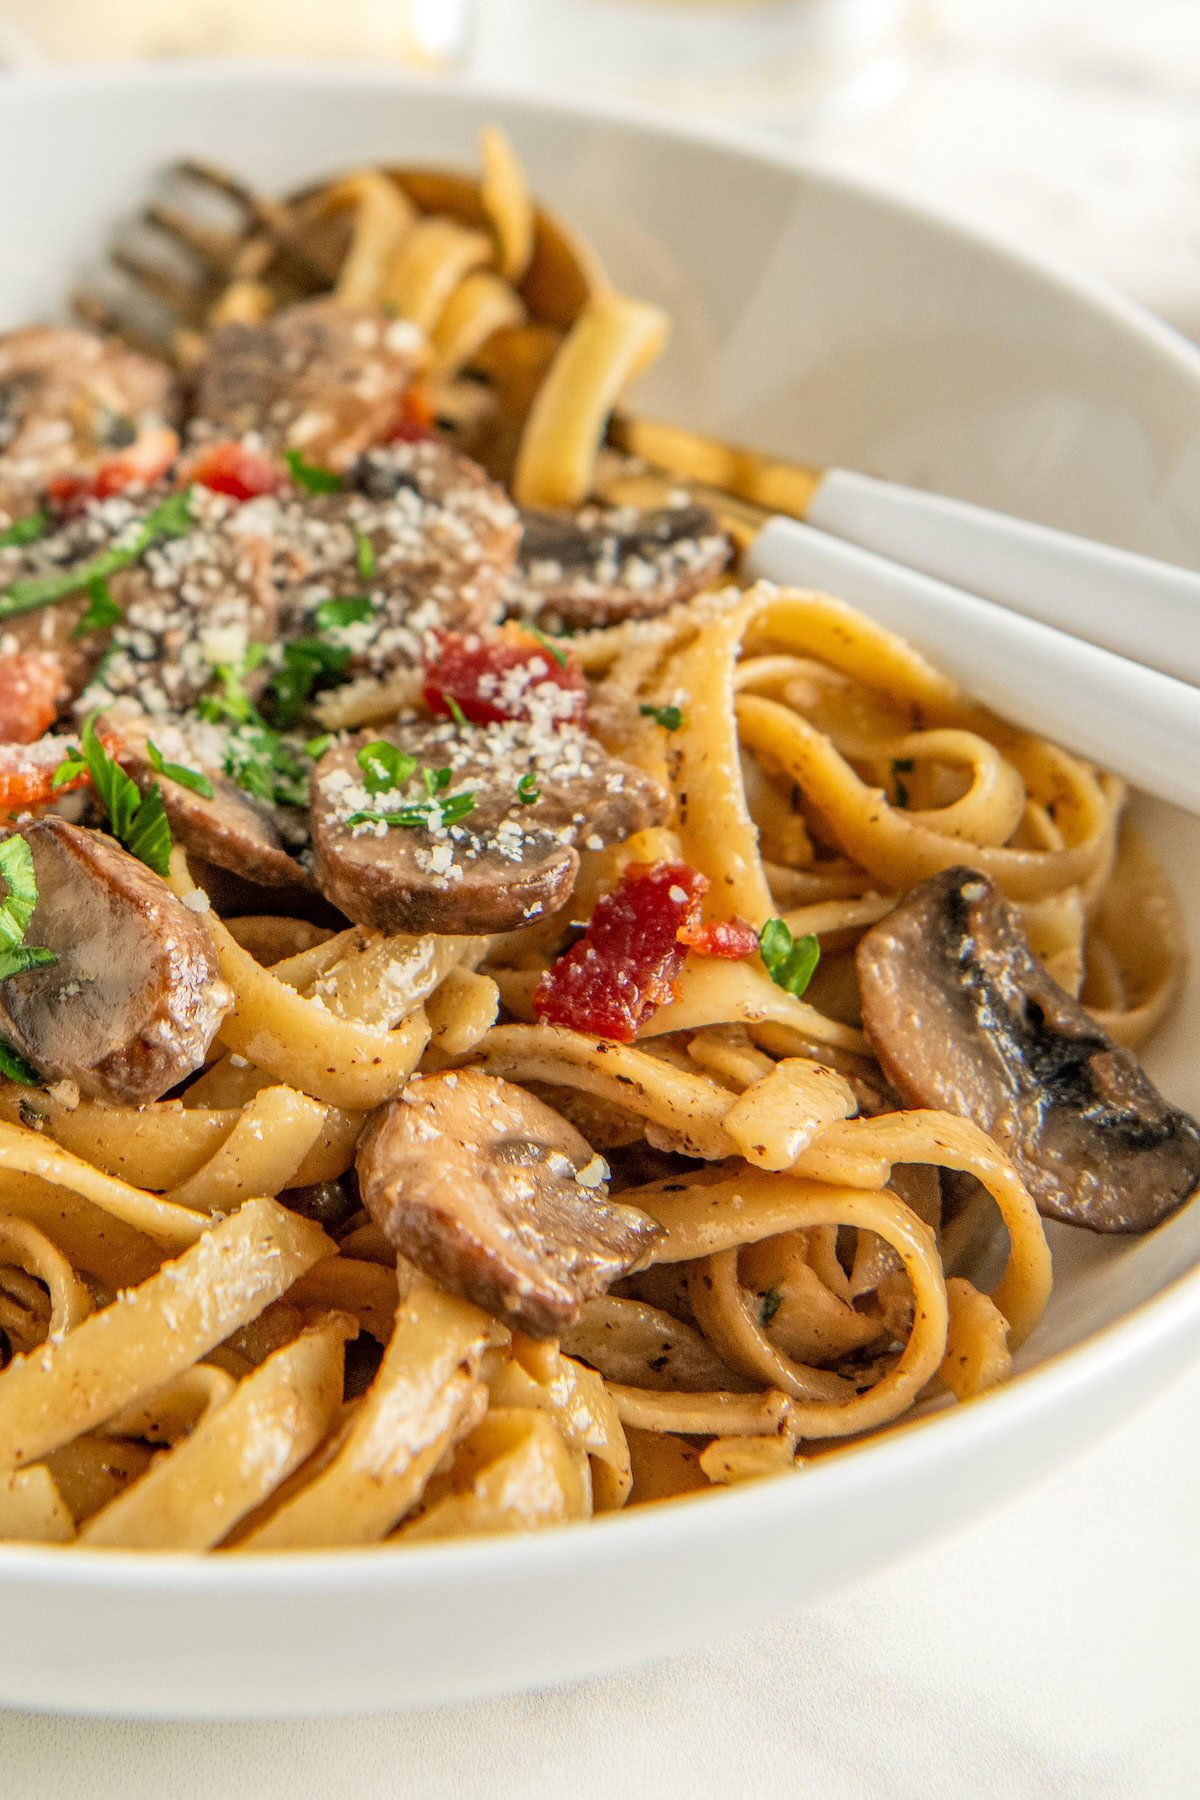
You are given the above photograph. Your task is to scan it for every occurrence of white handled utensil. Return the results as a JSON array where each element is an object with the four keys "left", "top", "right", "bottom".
[
  {"left": 745, "top": 518, "right": 1200, "bottom": 815},
  {"left": 611, "top": 415, "right": 1200, "bottom": 685}
]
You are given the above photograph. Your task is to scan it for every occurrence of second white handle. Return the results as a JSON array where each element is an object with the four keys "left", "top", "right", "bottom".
[
  {"left": 808, "top": 469, "right": 1200, "bottom": 687},
  {"left": 747, "top": 515, "right": 1200, "bottom": 816}
]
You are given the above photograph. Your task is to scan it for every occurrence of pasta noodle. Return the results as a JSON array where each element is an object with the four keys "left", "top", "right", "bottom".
[{"left": 0, "top": 124, "right": 1190, "bottom": 1557}]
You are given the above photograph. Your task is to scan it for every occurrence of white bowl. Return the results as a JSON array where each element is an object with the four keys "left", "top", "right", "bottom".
[{"left": 3, "top": 64, "right": 1200, "bottom": 1721}]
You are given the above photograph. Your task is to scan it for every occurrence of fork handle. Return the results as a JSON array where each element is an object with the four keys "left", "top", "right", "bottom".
[
  {"left": 807, "top": 470, "right": 1200, "bottom": 687},
  {"left": 746, "top": 516, "right": 1200, "bottom": 816}
]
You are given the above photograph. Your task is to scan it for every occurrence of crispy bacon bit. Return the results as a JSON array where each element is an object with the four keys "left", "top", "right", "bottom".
[
  {"left": 182, "top": 438, "right": 280, "bottom": 501},
  {"left": 47, "top": 426, "right": 179, "bottom": 511},
  {"left": 532, "top": 861, "right": 708, "bottom": 1041},
  {"left": 388, "top": 383, "right": 436, "bottom": 443},
  {"left": 423, "top": 627, "right": 587, "bottom": 727},
  {"left": 679, "top": 916, "right": 760, "bottom": 960},
  {"left": 0, "top": 653, "right": 66, "bottom": 745}
]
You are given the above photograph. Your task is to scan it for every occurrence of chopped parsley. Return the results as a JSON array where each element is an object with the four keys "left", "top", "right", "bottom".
[
  {"left": 284, "top": 448, "right": 342, "bottom": 494},
  {"left": 0, "top": 488, "right": 194, "bottom": 622},
  {"left": 305, "top": 733, "right": 334, "bottom": 760},
  {"left": 528, "top": 625, "right": 569, "bottom": 670},
  {"left": 640, "top": 702, "right": 684, "bottom": 732},
  {"left": 758, "top": 917, "right": 820, "bottom": 1000},
  {"left": 0, "top": 836, "right": 56, "bottom": 984},
  {"left": 358, "top": 740, "right": 418, "bottom": 796},
  {"left": 73, "top": 575, "right": 122, "bottom": 639},
  {"left": 1, "top": 1042, "right": 45, "bottom": 1088},
  {"left": 445, "top": 695, "right": 470, "bottom": 729},
  {"left": 198, "top": 648, "right": 312, "bottom": 809},
  {"left": 268, "top": 637, "right": 351, "bottom": 730},
  {"left": 517, "top": 772, "right": 541, "bottom": 805},
  {"left": 0, "top": 509, "right": 49, "bottom": 550},
  {"left": 422, "top": 767, "right": 452, "bottom": 798},
  {"left": 354, "top": 529, "right": 376, "bottom": 581},
  {"left": 760, "top": 1286, "right": 783, "bottom": 1327},
  {"left": 345, "top": 791, "right": 477, "bottom": 831},
  {"left": 146, "top": 740, "right": 214, "bottom": 800},
  {"left": 314, "top": 594, "right": 374, "bottom": 632},
  {"left": 53, "top": 714, "right": 172, "bottom": 877}
]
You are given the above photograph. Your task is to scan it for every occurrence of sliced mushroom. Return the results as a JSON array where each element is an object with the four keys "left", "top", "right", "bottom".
[
  {"left": 514, "top": 501, "right": 732, "bottom": 628},
  {"left": 310, "top": 717, "right": 669, "bottom": 935},
  {"left": 357, "top": 1070, "right": 663, "bottom": 1335},
  {"left": 193, "top": 298, "right": 425, "bottom": 470},
  {"left": 0, "top": 818, "right": 230, "bottom": 1104},
  {"left": 270, "top": 439, "right": 519, "bottom": 671},
  {"left": 113, "top": 714, "right": 309, "bottom": 890},
  {"left": 0, "top": 325, "right": 179, "bottom": 519},
  {"left": 856, "top": 866, "right": 1200, "bottom": 1232}
]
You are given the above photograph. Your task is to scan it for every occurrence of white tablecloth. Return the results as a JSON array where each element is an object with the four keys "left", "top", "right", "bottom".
[{"left": 3, "top": 1356, "right": 1198, "bottom": 1796}]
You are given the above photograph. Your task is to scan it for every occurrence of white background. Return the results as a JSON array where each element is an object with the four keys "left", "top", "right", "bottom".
[{"left": 4, "top": 3, "right": 1200, "bottom": 1793}]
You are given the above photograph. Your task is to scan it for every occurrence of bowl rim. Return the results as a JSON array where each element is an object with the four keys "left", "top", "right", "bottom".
[{"left": 1, "top": 59, "right": 1199, "bottom": 1590}]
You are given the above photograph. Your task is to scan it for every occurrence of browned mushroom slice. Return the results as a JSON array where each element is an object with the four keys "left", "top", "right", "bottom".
[
  {"left": 310, "top": 718, "right": 669, "bottom": 935},
  {"left": 112, "top": 716, "right": 309, "bottom": 890},
  {"left": 856, "top": 866, "right": 1200, "bottom": 1233},
  {"left": 358, "top": 1070, "right": 663, "bottom": 1335},
  {"left": 514, "top": 501, "right": 732, "bottom": 628},
  {"left": 0, "top": 819, "right": 229, "bottom": 1104},
  {"left": 0, "top": 325, "right": 180, "bottom": 519},
  {"left": 192, "top": 298, "right": 426, "bottom": 470},
  {"left": 266, "top": 440, "right": 518, "bottom": 680}
]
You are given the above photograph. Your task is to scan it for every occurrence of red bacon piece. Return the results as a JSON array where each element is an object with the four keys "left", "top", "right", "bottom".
[
  {"left": 677, "top": 916, "right": 760, "bottom": 960},
  {"left": 423, "top": 627, "right": 587, "bottom": 727},
  {"left": 388, "top": 384, "right": 436, "bottom": 443},
  {"left": 0, "top": 653, "right": 66, "bottom": 746},
  {"left": 182, "top": 438, "right": 280, "bottom": 501},
  {"left": 47, "top": 426, "right": 179, "bottom": 512},
  {"left": 532, "top": 861, "right": 708, "bottom": 1042}
]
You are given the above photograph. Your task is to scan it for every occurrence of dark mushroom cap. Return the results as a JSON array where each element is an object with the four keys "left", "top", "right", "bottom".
[
  {"left": 193, "top": 298, "right": 424, "bottom": 470},
  {"left": 0, "top": 818, "right": 229, "bottom": 1104},
  {"left": 310, "top": 717, "right": 669, "bottom": 936},
  {"left": 113, "top": 715, "right": 309, "bottom": 891},
  {"left": 514, "top": 501, "right": 731, "bottom": 628},
  {"left": 856, "top": 865, "right": 1200, "bottom": 1232},
  {"left": 357, "top": 1070, "right": 664, "bottom": 1336}
]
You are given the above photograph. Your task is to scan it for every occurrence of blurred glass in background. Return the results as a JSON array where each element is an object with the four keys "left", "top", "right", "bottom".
[{"left": 0, "top": 0, "right": 923, "bottom": 133}]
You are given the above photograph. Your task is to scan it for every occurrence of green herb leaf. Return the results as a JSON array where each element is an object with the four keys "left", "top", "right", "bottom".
[
  {"left": 284, "top": 448, "right": 342, "bottom": 494},
  {"left": 0, "top": 1038, "right": 43, "bottom": 1086},
  {"left": 0, "top": 836, "right": 42, "bottom": 949},
  {"left": 760, "top": 1285, "right": 782, "bottom": 1327},
  {"left": 639, "top": 703, "right": 684, "bottom": 731},
  {"left": 358, "top": 740, "right": 418, "bottom": 795},
  {"left": 0, "top": 837, "right": 56, "bottom": 986},
  {"left": 421, "top": 766, "right": 451, "bottom": 799},
  {"left": 123, "top": 782, "right": 172, "bottom": 877},
  {"left": 0, "top": 509, "right": 49, "bottom": 549},
  {"left": 445, "top": 695, "right": 469, "bottom": 729},
  {"left": 345, "top": 789, "right": 476, "bottom": 831},
  {"left": 315, "top": 594, "right": 374, "bottom": 631},
  {"left": 54, "top": 715, "right": 173, "bottom": 876},
  {"left": 146, "top": 740, "right": 214, "bottom": 799},
  {"left": 354, "top": 529, "right": 376, "bottom": 581},
  {"left": 528, "top": 625, "right": 569, "bottom": 670},
  {"left": 758, "top": 917, "right": 820, "bottom": 1000},
  {"left": 304, "top": 733, "right": 333, "bottom": 760},
  {"left": 0, "top": 944, "right": 57, "bottom": 981},
  {"left": 269, "top": 637, "right": 351, "bottom": 730},
  {"left": 73, "top": 575, "right": 123, "bottom": 639},
  {"left": 517, "top": 772, "right": 541, "bottom": 805},
  {"left": 0, "top": 488, "right": 194, "bottom": 623}
]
